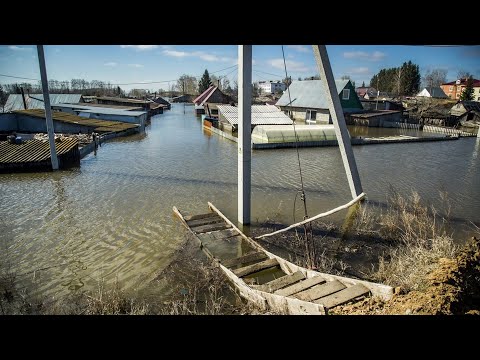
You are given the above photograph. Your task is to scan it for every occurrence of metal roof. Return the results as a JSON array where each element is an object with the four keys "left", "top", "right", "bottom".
[
  {"left": 71, "top": 102, "right": 143, "bottom": 111},
  {"left": 0, "top": 138, "right": 78, "bottom": 164},
  {"left": 276, "top": 80, "right": 349, "bottom": 109},
  {"left": 416, "top": 87, "right": 448, "bottom": 98},
  {"left": 96, "top": 96, "right": 150, "bottom": 105},
  {"left": 3, "top": 94, "right": 83, "bottom": 112},
  {"left": 193, "top": 86, "right": 217, "bottom": 105},
  {"left": 216, "top": 104, "right": 293, "bottom": 125},
  {"left": 52, "top": 103, "right": 147, "bottom": 116},
  {"left": 13, "top": 109, "right": 139, "bottom": 133}
]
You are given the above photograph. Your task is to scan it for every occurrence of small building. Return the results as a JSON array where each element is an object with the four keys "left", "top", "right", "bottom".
[
  {"left": 360, "top": 99, "right": 404, "bottom": 111},
  {"left": 152, "top": 96, "right": 171, "bottom": 110},
  {"left": 440, "top": 78, "right": 480, "bottom": 100},
  {"left": 216, "top": 104, "right": 293, "bottom": 133},
  {"left": 3, "top": 93, "right": 84, "bottom": 112},
  {"left": 193, "top": 86, "right": 231, "bottom": 115},
  {"left": 252, "top": 124, "right": 336, "bottom": 144},
  {"left": 416, "top": 87, "right": 448, "bottom": 99},
  {"left": 275, "top": 80, "right": 363, "bottom": 123},
  {"left": 450, "top": 101, "right": 480, "bottom": 127},
  {"left": 257, "top": 80, "right": 286, "bottom": 94},
  {"left": 348, "top": 111, "right": 403, "bottom": 127},
  {"left": 355, "top": 86, "right": 377, "bottom": 99},
  {"left": 96, "top": 96, "right": 163, "bottom": 119}
]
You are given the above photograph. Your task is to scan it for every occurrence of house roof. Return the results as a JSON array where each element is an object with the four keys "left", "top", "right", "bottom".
[
  {"left": 276, "top": 80, "right": 350, "bottom": 109},
  {"left": 52, "top": 103, "right": 147, "bottom": 116},
  {"left": 455, "top": 101, "right": 480, "bottom": 112},
  {"left": 3, "top": 94, "right": 83, "bottom": 112},
  {"left": 193, "top": 86, "right": 217, "bottom": 105},
  {"left": 416, "top": 87, "right": 448, "bottom": 98},
  {"left": 442, "top": 78, "right": 480, "bottom": 86},
  {"left": 216, "top": 104, "right": 293, "bottom": 126},
  {"left": 96, "top": 96, "right": 150, "bottom": 105}
]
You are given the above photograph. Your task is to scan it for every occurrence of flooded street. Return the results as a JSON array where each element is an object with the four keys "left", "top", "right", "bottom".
[{"left": 1, "top": 103, "right": 479, "bottom": 299}]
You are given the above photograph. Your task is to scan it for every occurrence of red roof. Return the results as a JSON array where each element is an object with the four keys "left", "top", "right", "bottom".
[
  {"left": 442, "top": 78, "right": 480, "bottom": 86},
  {"left": 193, "top": 86, "right": 217, "bottom": 105}
]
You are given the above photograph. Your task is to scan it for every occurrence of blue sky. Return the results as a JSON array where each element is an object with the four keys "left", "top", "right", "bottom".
[{"left": 0, "top": 45, "right": 479, "bottom": 91}]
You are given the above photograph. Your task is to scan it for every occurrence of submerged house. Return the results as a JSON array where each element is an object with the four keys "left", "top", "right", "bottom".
[
  {"left": 450, "top": 101, "right": 480, "bottom": 127},
  {"left": 276, "top": 80, "right": 362, "bottom": 123},
  {"left": 3, "top": 93, "right": 84, "bottom": 112},
  {"left": 193, "top": 86, "right": 231, "bottom": 115}
]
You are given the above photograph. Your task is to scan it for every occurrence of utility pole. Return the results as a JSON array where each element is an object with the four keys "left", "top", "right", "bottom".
[
  {"left": 312, "top": 45, "right": 363, "bottom": 199},
  {"left": 20, "top": 87, "right": 27, "bottom": 109},
  {"left": 238, "top": 45, "right": 252, "bottom": 225},
  {"left": 37, "top": 45, "right": 59, "bottom": 170}
]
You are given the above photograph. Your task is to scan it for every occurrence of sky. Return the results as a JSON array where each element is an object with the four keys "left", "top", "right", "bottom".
[{"left": 0, "top": 45, "right": 479, "bottom": 92}]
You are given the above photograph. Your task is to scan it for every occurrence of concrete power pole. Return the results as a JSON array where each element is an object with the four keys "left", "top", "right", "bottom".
[
  {"left": 312, "top": 45, "right": 363, "bottom": 199},
  {"left": 37, "top": 45, "right": 59, "bottom": 170},
  {"left": 238, "top": 45, "right": 252, "bottom": 224}
]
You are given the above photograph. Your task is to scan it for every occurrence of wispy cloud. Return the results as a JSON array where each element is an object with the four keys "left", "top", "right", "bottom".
[
  {"left": 121, "top": 45, "right": 158, "bottom": 51},
  {"left": 128, "top": 63, "right": 144, "bottom": 68},
  {"left": 162, "top": 48, "right": 235, "bottom": 63},
  {"left": 347, "top": 67, "right": 370, "bottom": 74},
  {"left": 104, "top": 62, "right": 117, "bottom": 67},
  {"left": 287, "top": 45, "right": 310, "bottom": 53},
  {"left": 343, "top": 50, "right": 386, "bottom": 61},
  {"left": 267, "top": 58, "right": 310, "bottom": 72},
  {"left": 9, "top": 46, "right": 32, "bottom": 51}
]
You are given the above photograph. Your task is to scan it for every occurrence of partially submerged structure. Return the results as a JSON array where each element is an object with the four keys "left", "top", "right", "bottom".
[
  {"left": 3, "top": 93, "right": 84, "bottom": 112},
  {"left": 276, "top": 80, "right": 362, "bottom": 123},
  {"left": 450, "top": 101, "right": 480, "bottom": 128},
  {"left": 193, "top": 86, "right": 231, "bottom": 115}
]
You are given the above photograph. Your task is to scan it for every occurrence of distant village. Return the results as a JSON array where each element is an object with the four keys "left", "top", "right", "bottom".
[{"left": 1, "top": 70, "right": 479, "bottom": 172}]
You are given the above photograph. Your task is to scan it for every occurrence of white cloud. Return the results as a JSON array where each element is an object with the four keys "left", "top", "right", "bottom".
[
  {"left": 121, "top": 45, "right": 158, "bottom": 50},
  {"left": 267, "top": 58, "right": 310, "bottom": 72},
  {"left": 343, "top": 50, "right": 386, "bottom": 61},
  {"left": 128, "top": 63, "right": 144, "bottom": 68},
  {"left": 9, "top": 46, "right": 32, "bottom": 51},
  {"left": 162, "top": 48, "right": 235, "bottom": 63},
  {"left": 348, "top": 67, "right": 370, "bottom": 74},
  {"left": 104, "top": 62, "right": 117, "bottom": 67},
  {"left": 287, "top": 45, "right": 310, "bottom": 53}
]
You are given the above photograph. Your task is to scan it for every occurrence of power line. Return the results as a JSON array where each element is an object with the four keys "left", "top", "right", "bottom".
[
  {"left": 252, "top": 68, "right": 284, "bottom": 78},
  {"left": 0, "top": 74, "right": 39, "bottom": 81}
]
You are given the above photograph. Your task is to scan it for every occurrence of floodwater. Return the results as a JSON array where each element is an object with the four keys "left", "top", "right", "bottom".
[{"left": 1, "top": 103, "right": 479, "bottom": 299}]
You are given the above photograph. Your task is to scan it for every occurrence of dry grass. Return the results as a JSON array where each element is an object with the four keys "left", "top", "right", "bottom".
[{"left": 353, "top": 189, "right": 460, "bottom": 292}]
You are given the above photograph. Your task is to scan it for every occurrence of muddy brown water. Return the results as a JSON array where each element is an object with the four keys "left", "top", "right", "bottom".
[{"left": 1, "top": 103, "right": 479, "bottom": 300}]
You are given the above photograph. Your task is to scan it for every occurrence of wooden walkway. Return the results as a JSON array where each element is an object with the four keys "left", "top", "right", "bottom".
[{"left": 173, "top": 203, "right": 393, "bottom": 315}]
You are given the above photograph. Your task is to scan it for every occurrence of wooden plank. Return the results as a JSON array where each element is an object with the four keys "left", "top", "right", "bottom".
[
  {"left": 222, "top": 251, "right": 268, "bottom": 268},
  {"left": 274, "top": 276, "right": 326, "bottom": 297},
  {"left": 193, "top": 223, "right": 231, "bottom": 234},
  {"left": 183, "top": 212, "right": 218, "bottom": 222},
  {"left": 256, "top": 271, "right": 306, "bottom": 293},
  {"left": 294, "top": 280, "right": 346, "bottom": 302},
  {"left": 187, "top": 216, "right": 223, "bottom": 228},
  {"left": 315, "top": 284, "right": 370, "bottom": 309},
  {"left": 233, "top": 258, "right": 279, "bottom": 278}
]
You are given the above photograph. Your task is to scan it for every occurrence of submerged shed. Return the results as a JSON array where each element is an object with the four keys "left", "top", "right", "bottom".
[{"left": 252, "top": 124, "right": 336, "bottom": 144}]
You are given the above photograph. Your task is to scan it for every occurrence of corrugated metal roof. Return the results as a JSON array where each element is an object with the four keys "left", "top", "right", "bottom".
[
  {"left": 4, "top": 94, "right": 83, "bottom": 112},
  {"left": 13, "top": 109, "right": 138, "bottom": 133},
  {"left": 0, "top": 138, "right": 78, "bottom": 164},
  {"left": 216, "top": 104, "right": 293, "bottom": 125},
  {"left": 71, "top": 102, "right": 143, "bottom": 111},
  {"left": 417, "top": 87, "right": 448, "bottom": 98},
  {"left": 96, "top": 96, "right": 150, "bottom": 105},
  {"left": 276, "top": 80, "right": 349, "bottom": 109},
  {"left": 52, "top": 103, "right": 147, "bottom": 116}
]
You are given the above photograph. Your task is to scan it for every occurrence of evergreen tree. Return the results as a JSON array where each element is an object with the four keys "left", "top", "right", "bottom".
[
  {"left": 370, "top": 60, "right": 420, "bottom": 96},
  {"left": 198, "top": 69, "right": 212, "bottom": 94},
  {"left": 361, "top": 81, "right": 365, "bottom": 87},
  {"left": 460, "top": 76, "right": 475, "bottom": 101}
]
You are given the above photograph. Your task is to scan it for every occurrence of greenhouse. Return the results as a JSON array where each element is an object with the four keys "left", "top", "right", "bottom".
[{"left": 251, "top": 125, "right": 337, "bottom": 144}]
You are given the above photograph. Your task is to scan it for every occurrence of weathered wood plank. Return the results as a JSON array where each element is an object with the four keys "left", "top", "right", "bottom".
[
  {"left": 294, "top": 280, "right": 346, "bottom": 302},
  {"left": 193, "top": 223, "right": 231, "bottom": 234},
  {"left": 187, "top": 216, "right": 223, "bottom": 228},
  {"left": 274, "top": 276, "right": 326, "bottom": 297},
  {"left": 256, "top": 271, "right": 306, "bottom": 293},
  {"left": 233, "top": 258, "right": 279, "bottom": 278},
  {"left": 183, "top": 212, "right": 218, "bottom": 222},
  {"left": 222, "top": 251, "right": 268, "bottom": 268},
  {"left": 315, "top": 284, "right": 370, "bottom": 309}
]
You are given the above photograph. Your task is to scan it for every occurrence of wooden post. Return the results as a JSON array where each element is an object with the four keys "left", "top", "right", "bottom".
[
  {"left": 312, "top": 45, "right": 363, "bottom": 199},
  {"left": 238, "top": 45, "right": 252, "bottom": 225},
  {"left": 37, "top": 45, "right": 59, "bottom": 170}
]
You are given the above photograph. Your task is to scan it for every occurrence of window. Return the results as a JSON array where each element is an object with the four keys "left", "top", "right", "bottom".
[
  {"left": 449, "top": 86, "right": 453, "bottom": 92},
  {"left": 478, "top": 97, "right": 480, "bottom": 101},
  {"left": 342, "top": 89, "right": 350, "bottom": 100},
  {"left": 306, "top": 109, "right": 317, "bottom": 120}
]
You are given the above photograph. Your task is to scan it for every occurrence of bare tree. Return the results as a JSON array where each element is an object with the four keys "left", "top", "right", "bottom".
[
  {"left": 457, "top": 69, "right": 471, "bottom": 80},
  {"left": 176, "top": 74, "right": 198, "bottom": 95},
  {"left": 422, "top": 69, "right": 448, "bottom": 89}
]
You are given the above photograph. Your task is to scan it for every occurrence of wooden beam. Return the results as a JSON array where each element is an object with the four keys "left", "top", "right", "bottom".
[
  {"left": 233, "top": 258, "right": 279, "bottom": 278},
  {"left": 222, "top": 251, "right": 268, "bottom": 268},
  {"left": 255, "top": 270, "right": 305, "bottom": 293},
  {"left": 275, "top": 276, "right": 326, "bottom": 297},
  {"left": 193, "top": 223, "right": 231, "bottom": 234},
  {"left": 315, "top": 284, "right": 370, "bottom": 309},
  {"left": 187, "top": 216, "right": 223, "bottom": 228},
  {"left": 294, "top": 280, "right": 346, "bottom": 302},
  {"left": 183, "top": 212, "right": 218, "bottom": 222}
]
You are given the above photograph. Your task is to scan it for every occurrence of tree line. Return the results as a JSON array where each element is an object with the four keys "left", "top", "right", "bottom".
[{"left": 369, "top": 61, "right": 421, "bottom": 96}]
